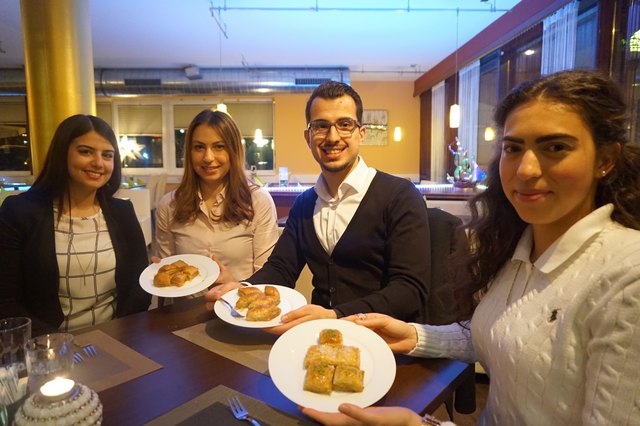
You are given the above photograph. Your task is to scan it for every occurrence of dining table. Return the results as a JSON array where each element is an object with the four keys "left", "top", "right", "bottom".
[{"left": 77, "top": 297, "right": 474, "bottom": 425}]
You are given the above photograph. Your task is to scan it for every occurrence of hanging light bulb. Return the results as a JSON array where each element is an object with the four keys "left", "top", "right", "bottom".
[
  {"left": 484, "top": 126, "right": 496, "bottom": 141},
  {"left": 449, "top": 104, "right": 460, "bottom": 129},
  {"left": 216, "top": 103, "right": 228, "bottom": 114},
  {"left": 393, "top": 126, "right": 402, "bottom": 142},
  {"left": 449, "top": 8, "right": 460, "bottom": 129}
]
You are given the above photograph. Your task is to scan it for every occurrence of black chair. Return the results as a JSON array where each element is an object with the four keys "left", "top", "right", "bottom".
[
  {"left": 424, "top": 207, "right": 470, "bottom": 326},
  {"left": 424, "top": 207, "right": 476, "bottom": 418}
]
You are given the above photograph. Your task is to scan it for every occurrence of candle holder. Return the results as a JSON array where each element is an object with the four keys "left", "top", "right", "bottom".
[{"left": 13, "top": 379, "right": 102, "bottom": 425}]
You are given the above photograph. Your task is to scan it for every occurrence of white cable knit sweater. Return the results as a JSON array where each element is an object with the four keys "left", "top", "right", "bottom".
[{"left": 411, "top": 205, "right": 640, "bottom": 425}]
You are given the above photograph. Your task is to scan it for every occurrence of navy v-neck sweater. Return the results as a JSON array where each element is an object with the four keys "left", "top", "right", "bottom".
[{"left": 248, "top": 171, "right": 430, "bottom": 322}]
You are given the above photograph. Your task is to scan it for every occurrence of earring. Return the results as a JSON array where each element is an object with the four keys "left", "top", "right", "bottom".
[{"left": 601, "top": 170, "right": 607, "bottom": 177}]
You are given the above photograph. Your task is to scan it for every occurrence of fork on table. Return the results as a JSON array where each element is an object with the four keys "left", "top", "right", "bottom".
[
  {"left": 73, "top": 342, "right": 98, "bottom": 363},
  {"left": 228, "top": 396, "right": 261, "bottom": 426}
]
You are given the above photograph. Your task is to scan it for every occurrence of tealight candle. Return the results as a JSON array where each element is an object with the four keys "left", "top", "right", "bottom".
[{"left": 40, "top": 377, "right": 76, "bottom": 401}]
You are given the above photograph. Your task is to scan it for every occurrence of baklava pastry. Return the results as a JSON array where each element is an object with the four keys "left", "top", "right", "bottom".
[
  {"left": 304, "top": 344, "right": 338, "bottom": 368},
  {"left": 332, "top": 365, "right": 364, "bottom": 393},
  {"left": 246, "top": 305, "right": 281, "bottom": 322},
  {"left": 235, "top": 292, "right": 262, "bottom": 309},
  {"left": 238, "top": 286, "right": 261, "bottom": 297},
  {"left": 335, "top": 345, "right": 360, "bottom": 368},
  {"left": 153, "top": 259, "right": 200, "bottom": 288},
  {"left": 153, "top": 272, "right": 172, "bottom": 287},
  {"left": 182, "top": 265, "right": 199, "bottom": 280},
  {"left": 263, "top": 285, "right": 281, "bottom": 302},
  {"left": 158, "top": 264, "right": 179, "bottom": 275},
  {"left": 303, "top": 361, "right": 335, "bottom": 394},
  {"left": 172, "top": 260, "right": 188, "bottom": 269},
  {"left": 319, "top": 329, "right": 343, "bottom": 346},
  {"left": 170, "top": 271, "right": 188, "bottom": 287},
  {"left": 248, "top": 295, "right": 279, "bottom": 309}
]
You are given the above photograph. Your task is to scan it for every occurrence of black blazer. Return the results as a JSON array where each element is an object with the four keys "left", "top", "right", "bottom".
[{"left": 0, "top": 190, "right": 151, "bottom": 336}]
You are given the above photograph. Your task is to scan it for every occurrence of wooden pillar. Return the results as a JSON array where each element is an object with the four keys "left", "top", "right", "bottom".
[{"left": 20, "top": 0, "right": 96, "bottom": 174}]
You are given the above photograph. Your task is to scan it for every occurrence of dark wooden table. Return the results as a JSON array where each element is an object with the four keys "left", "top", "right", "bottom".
[{"left": 87, "top": 298, "right": 473, "bottom": 425}]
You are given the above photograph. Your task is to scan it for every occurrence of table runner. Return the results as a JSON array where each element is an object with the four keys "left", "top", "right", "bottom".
[
  {"left": 71, "top": 329, "right": 162, "bottom": 392},
  {"left": 145, "top": 384, "right": 318, "bottom": 426},
  {"left": 172, "top": 316, "right": 277, "bottom": 375}
]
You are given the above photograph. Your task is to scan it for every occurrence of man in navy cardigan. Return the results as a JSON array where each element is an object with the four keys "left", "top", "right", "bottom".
[{"left": 206, "top": 81, "right": 430, "bottom": 333}]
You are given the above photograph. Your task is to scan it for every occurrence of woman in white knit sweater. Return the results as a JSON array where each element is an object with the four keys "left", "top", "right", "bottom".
[{"left": 302, "top": 71, "right": 640, "bottom": 426}]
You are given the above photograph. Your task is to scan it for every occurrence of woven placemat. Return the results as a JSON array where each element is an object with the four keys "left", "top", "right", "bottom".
[
  {"left": 71, "top": 329, "right": 162, "bottom": 392},
  {"left": 145, "top": 384, "right": 318, "bottom": 426},
  {"left": 172, "top": 317, "right": 277, "bottom": 374}
]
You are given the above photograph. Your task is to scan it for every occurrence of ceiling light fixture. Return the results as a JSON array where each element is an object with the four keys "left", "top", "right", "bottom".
[{"left": 449, "top": 8, "right": 460, "bottom": 129}]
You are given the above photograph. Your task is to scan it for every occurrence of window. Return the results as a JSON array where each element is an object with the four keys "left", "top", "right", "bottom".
[
  {"left": 574, "top": 0, "right": 599, "bottom": 69},
  {"left": 0, "top": 100, "right": 31, "bottom": 173},
  {"left": 476, "top": 50, "right": 500, "bottom": 169},
  {"left": 116, "top": 104, "right": 163, "bottom": 169},
  {"left": 173, "top": 102, "right": 274, "bottom": 171}
]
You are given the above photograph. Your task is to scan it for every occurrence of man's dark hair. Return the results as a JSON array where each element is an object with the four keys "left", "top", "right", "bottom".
[{"left": 305, "top": 81, "right": 363, "bottom": 124}]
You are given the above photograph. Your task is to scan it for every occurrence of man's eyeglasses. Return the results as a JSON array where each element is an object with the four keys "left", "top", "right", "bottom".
[{"left": 307, "top": 118, "right": 361, "bottom": 137}]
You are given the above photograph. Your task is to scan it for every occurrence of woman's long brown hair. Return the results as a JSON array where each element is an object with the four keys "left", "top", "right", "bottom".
[{"left": 172, "top": 109, "right": 256, "bottom": 225}]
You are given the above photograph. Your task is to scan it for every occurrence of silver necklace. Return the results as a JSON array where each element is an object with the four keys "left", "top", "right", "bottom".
[
  {"left": 68, "top": 207, "right": 101, "bottom": 286},
  {"left": 505, "top": 262, "right": 533, "bottom": 306}
]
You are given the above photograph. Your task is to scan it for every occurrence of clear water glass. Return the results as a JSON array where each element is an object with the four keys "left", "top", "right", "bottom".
[
  {"left": 0, "top": 317, "right": 32, "bottom": 426},
  {"left": 25, "top": 333, "right": 74, "bottom": 395}
]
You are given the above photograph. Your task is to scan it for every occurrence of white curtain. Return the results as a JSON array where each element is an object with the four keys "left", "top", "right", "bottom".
[
  {"left": 541, "top": 1, "right": 578, "bottom": 75},
  {"left": 458, "top": 60, "right": 480, "bottom": 163},
  {"left": 430, "top": 81, "right": 446, "bottom": 182}
]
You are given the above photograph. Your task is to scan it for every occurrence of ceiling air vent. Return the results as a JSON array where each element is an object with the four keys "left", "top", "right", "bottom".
[
  {"left": 124, "top": 79, "right": 162, "bottom": 86},
  {"left": 0, "top": 67, "right": 350, "bottom": 96},
  {"left": 294, "top": 78, "right": 332, "bottom": 85}
]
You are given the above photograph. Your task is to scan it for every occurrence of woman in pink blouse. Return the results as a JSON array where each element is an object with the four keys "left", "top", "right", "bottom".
[{"left": 154, "top": 109, "right": 279, "bottom": 282}]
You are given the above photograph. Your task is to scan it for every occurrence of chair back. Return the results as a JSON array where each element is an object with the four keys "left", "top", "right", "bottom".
[{"left": 424, "top": 207, "right": 471, "bottom": 325}]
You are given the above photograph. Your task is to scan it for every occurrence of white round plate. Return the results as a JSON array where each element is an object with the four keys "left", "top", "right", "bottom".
[
  {"left": 214, "top": 284, "right": 307, "bottom": 328},
  {"left": 139, "top": 254, "right": 220, "bottom": 297},
  {"left": 268, "top": 319, "right": 396, "bottom": 412}
]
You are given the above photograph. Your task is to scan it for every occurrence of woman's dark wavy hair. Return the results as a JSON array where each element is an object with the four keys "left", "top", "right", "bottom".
[
  {"left": 172, "top": 109, "right": 256, "bottom": 224},
  {"left": 29, "top": 114, "right": 122, "bottom": 216},
  {"left": 452, "top": 70, "right": 640, "bottom": 317}
]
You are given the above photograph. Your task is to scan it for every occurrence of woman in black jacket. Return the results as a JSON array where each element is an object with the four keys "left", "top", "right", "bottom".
[{"left": 0, "top": 114, "right": 150, "bottom": 336}]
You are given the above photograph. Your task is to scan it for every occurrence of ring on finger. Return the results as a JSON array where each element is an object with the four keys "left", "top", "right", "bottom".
[{"left": 356, "top": 313, "right": 367, "bottom": 321}]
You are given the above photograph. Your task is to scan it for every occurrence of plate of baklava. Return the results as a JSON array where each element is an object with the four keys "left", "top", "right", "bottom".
[
  {"left": 214, "top": 284, "right": 307, "bottom": 328},
  {"left": 139, "top": 254, "right": 220, "bottom": 297},
  {"left": 268, "top": 319, "right": 396, "bottom": 412}
]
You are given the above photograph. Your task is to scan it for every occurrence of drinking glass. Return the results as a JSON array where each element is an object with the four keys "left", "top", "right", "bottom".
[
  {"left": 25, "top": 333, "right": 74, "bottom": 395},
  {"left": 0, "top": 317, "right": 31, "bottom": 426}
]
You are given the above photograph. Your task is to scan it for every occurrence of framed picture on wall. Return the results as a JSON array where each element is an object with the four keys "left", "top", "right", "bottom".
[{"left": 361, "top": 109, "right": 388, "bottom": 146}]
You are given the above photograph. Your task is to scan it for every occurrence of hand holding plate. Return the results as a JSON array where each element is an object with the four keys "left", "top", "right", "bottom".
[
  {"left": 342, "top": 313, "right": 418, "bottom": 354},
  {"left": 265, "top": 304, "right": 337, "bottom": 335}
]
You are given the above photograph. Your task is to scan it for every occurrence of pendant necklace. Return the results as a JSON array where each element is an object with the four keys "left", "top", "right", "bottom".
[
  {"left": 69, "top": 206, "right": 101, "bottom": 286},
  {"left": 505, "top": 262, "right": 533, "bottom": 306}
]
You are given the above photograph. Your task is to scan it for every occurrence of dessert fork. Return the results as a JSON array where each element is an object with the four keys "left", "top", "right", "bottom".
[
  {"left": 219, "top": 298, "right": 245, "bottom": 318},
  {"left": 228, "top": 396, "right": 261, "bottom": 426}
]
